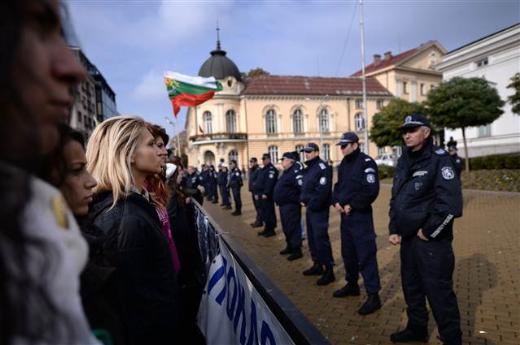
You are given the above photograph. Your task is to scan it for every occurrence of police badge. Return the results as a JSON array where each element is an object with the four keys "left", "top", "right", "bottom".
[{"left": 441, "top": 166, "right": 455, "bottom": 180}]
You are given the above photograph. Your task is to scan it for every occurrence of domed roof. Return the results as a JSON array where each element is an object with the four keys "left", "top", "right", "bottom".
[{"left": 198, "top": 39, "right": 242, "bottom": 81}]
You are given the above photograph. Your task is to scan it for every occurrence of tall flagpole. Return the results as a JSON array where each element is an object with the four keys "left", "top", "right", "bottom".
[{"left": 359, "top": 0, "right": 369, "bottom": 155}]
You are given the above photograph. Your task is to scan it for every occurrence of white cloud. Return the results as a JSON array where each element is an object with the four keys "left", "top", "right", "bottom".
[{"left": 132, "top": 69, "right": 166, "bottom": 101}]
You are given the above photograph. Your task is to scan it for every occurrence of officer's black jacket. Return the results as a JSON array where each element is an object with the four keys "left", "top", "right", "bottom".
[
  {"left": 450, "top": 154, "right": 462, "bottom": 179},
  {"left": 273, "top": 162, "right": 303, "bottom": 206},
  {"left": 389, "top": 140, "right": 463, "bottom": 240},
  {"left": 300, "top": 157, "right": 332, "bottom": 211},
  {"left": 248, "top": 165, "right": 260, "bottom": 192},
  {"left": 183, "top": 172, "right": 200, "bottom": 190},
  {"left": 252, "top": 163, "right": 278, "bottom": 197},
  {"left": 332, "top": 148, "right": 379, "bottom": 212},
  {"left": 217, "top": 169, "right": 228, "bottom": 186},
  {"left": 228, "top": 167, "right": 243, "bottom": 188}
]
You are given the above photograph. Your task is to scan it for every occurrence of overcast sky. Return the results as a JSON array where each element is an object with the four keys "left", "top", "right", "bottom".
[{"left": 66, "top": 0, "right": 519, "bottom": 137}]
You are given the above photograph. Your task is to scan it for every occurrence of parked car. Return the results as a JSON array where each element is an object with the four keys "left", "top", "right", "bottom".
[{"left": 375, "top": 153, "right": 397, "bottom": 167}]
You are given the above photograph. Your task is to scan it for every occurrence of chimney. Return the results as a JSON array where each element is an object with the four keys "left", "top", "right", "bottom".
[
  {"left": 384, "top": 51, "right": 392, "bottom": 60},
  {"left": 373, "top": 54, "right": 381, "bottom": 64}
]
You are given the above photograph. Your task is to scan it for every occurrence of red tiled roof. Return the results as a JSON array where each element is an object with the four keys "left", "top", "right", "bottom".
[
  {"left": 350, "top": 47, "right": 417, "bottom": 77},
  {"left": 242, "top": 75, "right": 391, "bottom": 96}
]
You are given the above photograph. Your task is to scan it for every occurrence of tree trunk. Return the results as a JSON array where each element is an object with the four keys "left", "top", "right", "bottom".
[{"left": 462, "top": 127, "right": 470, "bottom": 172}]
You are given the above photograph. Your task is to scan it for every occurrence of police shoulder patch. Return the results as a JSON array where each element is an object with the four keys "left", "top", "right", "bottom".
[
  {"left": 319, "top": 162, "right": 326, "bottom": 170},
  {"left": 441, "top": 166, "right": 455, "bottom": 180},
  {"left": 319, "top": 176, "right": 327, "bottom": 185},
  {"left": 366, "top": 174, "right": 376, "bottom": 184},
  {"left": 365, "top": 158, "right": 371, "bottom": 162},
  {"left": 435, "top": 148, "right": 447, "bottom": 155},
  {"left": 364, "top": 167, "right": 376, "bottom": 173}
]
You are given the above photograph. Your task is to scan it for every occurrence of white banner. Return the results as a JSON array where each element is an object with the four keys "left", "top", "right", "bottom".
[{"left": 197, "top": 238, "right": 295, "bottom": 345}]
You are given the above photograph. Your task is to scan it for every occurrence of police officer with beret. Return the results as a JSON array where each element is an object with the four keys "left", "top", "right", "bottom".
[
  {"left": 274, "top": 151, "right": 304, "bottom": 261},
  {"left": 217, "top": 165, "right": 231, "bottom": 209},
  {"left": 228, "top": 160, "right": 243, "bottom": 216},
  {"left": 332, "top": 132, "right": 382, "bottom": 315},
  {"left": 300, "top": 143, "right": 335, "bottom": 285},
  {"left": 248, "top": 157, "right": 263, "bottom": 228},
  {"left": 254, "top": 153, "right": 279, "bottom": 237},
  {"left": 389, "top": 113, "right": 463, "bottom": 345}
]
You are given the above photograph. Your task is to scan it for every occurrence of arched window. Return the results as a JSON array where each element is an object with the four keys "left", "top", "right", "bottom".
[
  {"left": 295, "top": 145, "right": 304, "bottom": 162},
  {"left": 268, "top": 145, "right": 278, "bottom": 163},
  {"left": 355, "top": 112, "right": 365, "bottom": 131},
  {"left": 226, "top": 109, "right": 236, "bottom": 133},
  {"left": 265, "top": 109, "right": 277, "bottom": 135},
  {"left": 319, "top": 108, "right": 329, "bottom": 133},
  {"left": 293, "top": 108, "right": 304, "bottom": 134},
  {"left": 228, "top": 150, "right": 238, "bottom": 164},
  {"left": 203, "top": 111, "right": 213, "bottom": 134},
  {"left": 322, "top": 144, "right": 330, "bottom": 162}
]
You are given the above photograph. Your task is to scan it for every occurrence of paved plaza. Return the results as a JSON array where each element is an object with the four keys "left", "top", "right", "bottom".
[{"left": 203, "top": 184, "right": 520, "bottom": 345}]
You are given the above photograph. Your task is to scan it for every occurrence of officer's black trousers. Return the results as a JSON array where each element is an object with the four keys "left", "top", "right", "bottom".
[
  {"left": 306, "top": 208, "right": 333, "bottom": 265},
  {"left": 340, "top": 212, "right": 380, "bottom": 294},
  {"left": 279, "top": 204, "right": 302, "bottom": 250},
  {"left": 400, "top": 237, "right": 462, "bottom": 345},
  {"left": 251, "top": 193, "right": 262, "bottom": 224},
  {"left": 260, "top": 198, "right": 277, "bottom": 230},
  {"left": 231, "top": 187, "right": 241, "bottom": 211},
  {"left": 219, "top": 185, "right": 230, "bottom": 206}
]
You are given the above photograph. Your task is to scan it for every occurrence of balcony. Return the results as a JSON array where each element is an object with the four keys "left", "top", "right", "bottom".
[{"left": 189, "top": 132, "right": 248, "bottom": 144}]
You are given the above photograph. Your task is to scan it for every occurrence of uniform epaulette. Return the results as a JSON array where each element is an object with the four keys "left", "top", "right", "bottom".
[
  {"left": 365, "top": 158, "right": 371, "bottom": 162},
  {"left": 435, "top": 148, "right": 447, "bottom": 155},
  {"left": 319, "top": 162, "right": 326, "bottom": 170}
]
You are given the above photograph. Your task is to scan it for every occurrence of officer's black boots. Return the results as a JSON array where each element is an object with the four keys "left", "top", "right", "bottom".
[
  {"left": 287, "top": 249, "right": 303, "bottom": 261},
  {"left": 390, "top": 327, "right": 428, "bottom": 343},
  {"left": 332, "top": 283, "right": 360, "bottom": 298},
  {"left": 358, "top": 293, "right": 381, "bottom": 315},
  {"left": 224, "top": 205, "right": 232, "bottom": 210},
  {"left": 250, "top": 221, "right": 262, "bottom": 228},
  {"left": 231, "top": 210, "right": 241, "bottom": 216},
  {"left": 302, "top": 263, "right": 324, "bottom": 276},
  {"left": 279, "top": 247, "right": 292, "bottom": 255},
  {"left": 316, "top": 265, "right": 335, "bottom": 285},
  {"left": 262, "top": 229, "right": 276, "bottom": 237}
]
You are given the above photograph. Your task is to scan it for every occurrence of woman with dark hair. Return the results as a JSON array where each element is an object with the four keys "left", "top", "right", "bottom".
[{"left": 0, "top": 1, "right": 99, "bottom": 344}]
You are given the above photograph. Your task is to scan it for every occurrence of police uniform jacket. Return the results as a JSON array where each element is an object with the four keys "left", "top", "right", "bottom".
[
  {"left": 183, "top": 172, "right": 200, "bottom": 190},
  {"left": 332, "top": 148, "right": 379, "bottom": 212},
  {"left": 228, "top": 167, "right": 243, "bottom": 188},
  {"left": 248, "top": 165, "right": 260, "bottom": 192},
  {"left": 389, "top": 140, "right": 463, "bottom": 240},
  {"left": 273, "top": 162, "right": 303, "bottom": 206},
  {"left": 253, "top": 163, "right": 278, "bottom": 197},
  {"left": 217, "top": 169, "right": 228, "bottom": 186},
  {"left": 300, "top": 157, "right": 332, "bottom": 212}
]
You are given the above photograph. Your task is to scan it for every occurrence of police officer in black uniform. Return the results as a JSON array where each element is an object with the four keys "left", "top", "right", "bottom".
[
  {"left": 448, "top": 147, "right": 462, "bottom": 179},
  {"left": 300, "top": 143, "right": 335, "bottom": 285},
  {"left": 389, "top": 113, "right": 463, "bottom": 345},
  {"left": 332, "top": 132, "right": 382, "bottom": 315},
  {"left": 182, "top": 166, "right": 204, "bottom": 205},
  {"left": 209, "top": 165, "right": 219, "bottom": 204},
  {"left": 248, "top": 157, "right": 263, "bottom": 228},
  {"left": 228, "top": 160, "right": 243, "bottom": 216},
  {"left": 254, "top": 153, "right": 278, "bottom": 237},
  {"left": 218, "top": 165, "right": 231, "bottom": 209},
  {"left": 274, "top": 151, "right": 304, "bottom": 261}
]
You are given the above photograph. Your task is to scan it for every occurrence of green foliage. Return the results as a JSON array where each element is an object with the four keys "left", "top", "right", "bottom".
[
  {"left": 507, "top": 73, "right": 520, "bottom": 115},
  {"left": 426, "top": 77, "right": 504, "bottom": 129},
  {"left": 378, "top": 165, "right": 396, "bottom": 179},
  {"left": 369, "top": 98, "right": 425, "bottom": 147},
  {"left": 469, "top": 154, "right": 520, "bottom": 170},
  {"left": 245, "top": 67, "right": 270, "bottom": 78}
]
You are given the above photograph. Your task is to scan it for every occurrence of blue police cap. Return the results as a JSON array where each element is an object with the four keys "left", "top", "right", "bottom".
[
  {"left": 336, "top": 132, "right": 359, "bottom": 145},
  {"left": 281, "top": 151, "right": 299, "bottom": 161},
  {"left": 399, "top": 113, "right": 431, "bottom": 129},
  {"left": 300, "top": 143, "right": 319, "bottom": 153},
  {"left": 261, "top": 153, "right": 271, "bottom": 160}
]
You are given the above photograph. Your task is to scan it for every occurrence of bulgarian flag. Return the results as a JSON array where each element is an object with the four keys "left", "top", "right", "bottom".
[{"left": 164, "top": 71, "right": 223, "bottom": 116}]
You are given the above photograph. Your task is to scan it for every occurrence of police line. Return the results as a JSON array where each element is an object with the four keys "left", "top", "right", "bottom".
[{"left": 192, "top": 200, "right": 330, "bottom": 345}]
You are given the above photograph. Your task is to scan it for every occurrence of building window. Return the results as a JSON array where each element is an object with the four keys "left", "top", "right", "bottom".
[
  {"left": 226, "top": 109, "right": 236, "bottom": 133},
  {"left": 377, "top": 147, "right": 386, "bottom": 156},
  {"left": 403, "top": 81, "right": 408, "bottom": 94},
  {"left": 376, "top": 99, "right": 384, "bottom": 110},
  {"left": 319, "top": 108, "right": 329, "bottom": 133},
  {"left": 268, "top": 145, "right": 278, "bottom": 162},
  {"left": 293, "top": 108, "right": 304, "bottom": 134},
  {"left": 228, "top": 150, "right": 238, "bottom": 163},
  {"left": 420, "top": 83, "right": 425, "bottom": 96},
  {"left": 203, "top": 111, "right": 212, "bottom": 134},
  {"left": 430, "top": 84, "right": 435, "bottom": 90},
  {"left": 295, "top": 145, "right": 304, "bottom": 162},
  {"left": 355, "top": 98, "right": 364, "bottom": 109},
  {"left": 322, "top": 144, "right": 330, "bottom": 161},
  {"left": 265, "top": 109, "right": 277, "bottom": 135},
  {"left": 478, "top": 124, "right": 491, "bottom": 137},
  {"left": 476, "top": 57, "right": 488, "bottom": 68},
  {"left": 355, "top": 113, "right": 365, "bottom": 131}
]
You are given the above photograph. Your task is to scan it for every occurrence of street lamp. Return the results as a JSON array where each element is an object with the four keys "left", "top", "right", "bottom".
[{"left": 164, "top": 116, "right": 181, "bottom": 155}]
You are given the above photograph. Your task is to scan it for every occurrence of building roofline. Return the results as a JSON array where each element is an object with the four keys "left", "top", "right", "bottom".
[{"left": 446, "top": 23, "right": 520, "bottom": 55}]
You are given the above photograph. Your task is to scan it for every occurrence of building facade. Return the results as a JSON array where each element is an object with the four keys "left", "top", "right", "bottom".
[
  {"left": 185, "top": 41, "right": 392, "bottom": 170},
  {"left": 436, "top": 24, "right": 520, "bottom": 157}
]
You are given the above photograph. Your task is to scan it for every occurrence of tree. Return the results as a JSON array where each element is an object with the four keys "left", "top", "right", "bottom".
[
  {"left": 370, "top": 98, "right": 425, "bottom": 148},
  {"left": 426, "top": 77, "right": 504, "bottom": 172},
  {"left": 507, "top": 73, "right": 520, "bottom": 115},
  {"left": 245, "top": 67, "right": 270, "bottom": 78}
]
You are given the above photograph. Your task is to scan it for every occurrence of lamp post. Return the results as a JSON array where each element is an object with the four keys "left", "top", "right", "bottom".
[
  {"left": 359, "top": 0, "right": 369, "bottom": 155},
  {"left": 164, "top": 116, "right": 181, "bottom": 155}
]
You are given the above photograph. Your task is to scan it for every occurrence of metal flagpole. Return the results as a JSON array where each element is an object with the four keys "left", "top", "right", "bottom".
[{"left": 359, "top": 0, "right": 369, "bottom": 155}]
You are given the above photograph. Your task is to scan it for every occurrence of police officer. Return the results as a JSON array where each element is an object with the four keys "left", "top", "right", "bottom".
[
  {"left": 389, "top": 113, "right": 463, "bottom": 345},
  {"left": 200, "top": 164, "right": 209, "bottom": 199},
  {"left": 273, "top": 151, "right": 304, "bottom": 261},
  {"left": 248, "top": 157, "right": 263, "bottom": 228},
  {"left": 254, "top": 153, "right": 278, "bottom": 237},
  {"left": 208, "top": 165, "right": 218, "bottom": 204},
  {"left": 181, "top": 166, "right": 203, "bottom": 205},
  {"left": 228, "top": 160, "right": 243, "bottom": 216},
  {"left": 218, "top": 165, "right": 231, "bottom": 209},
  {"left": 332, "top": 132, "right": 382, "bottom": 315},
  {"left": 448, "top": 146, "right": 462, "bottom": 179},
  {"left": 300, "top": 143, "right": 335, "bottom": 285}
]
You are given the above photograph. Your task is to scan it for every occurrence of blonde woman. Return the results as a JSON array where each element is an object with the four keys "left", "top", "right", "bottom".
[{"left": 86, "top": 116, "right": 181, "bottom": 345}]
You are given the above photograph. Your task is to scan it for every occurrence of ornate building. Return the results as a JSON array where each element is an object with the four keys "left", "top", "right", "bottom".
[{"left": 185, "top": 39, "right": 393, "bottom": 169}]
